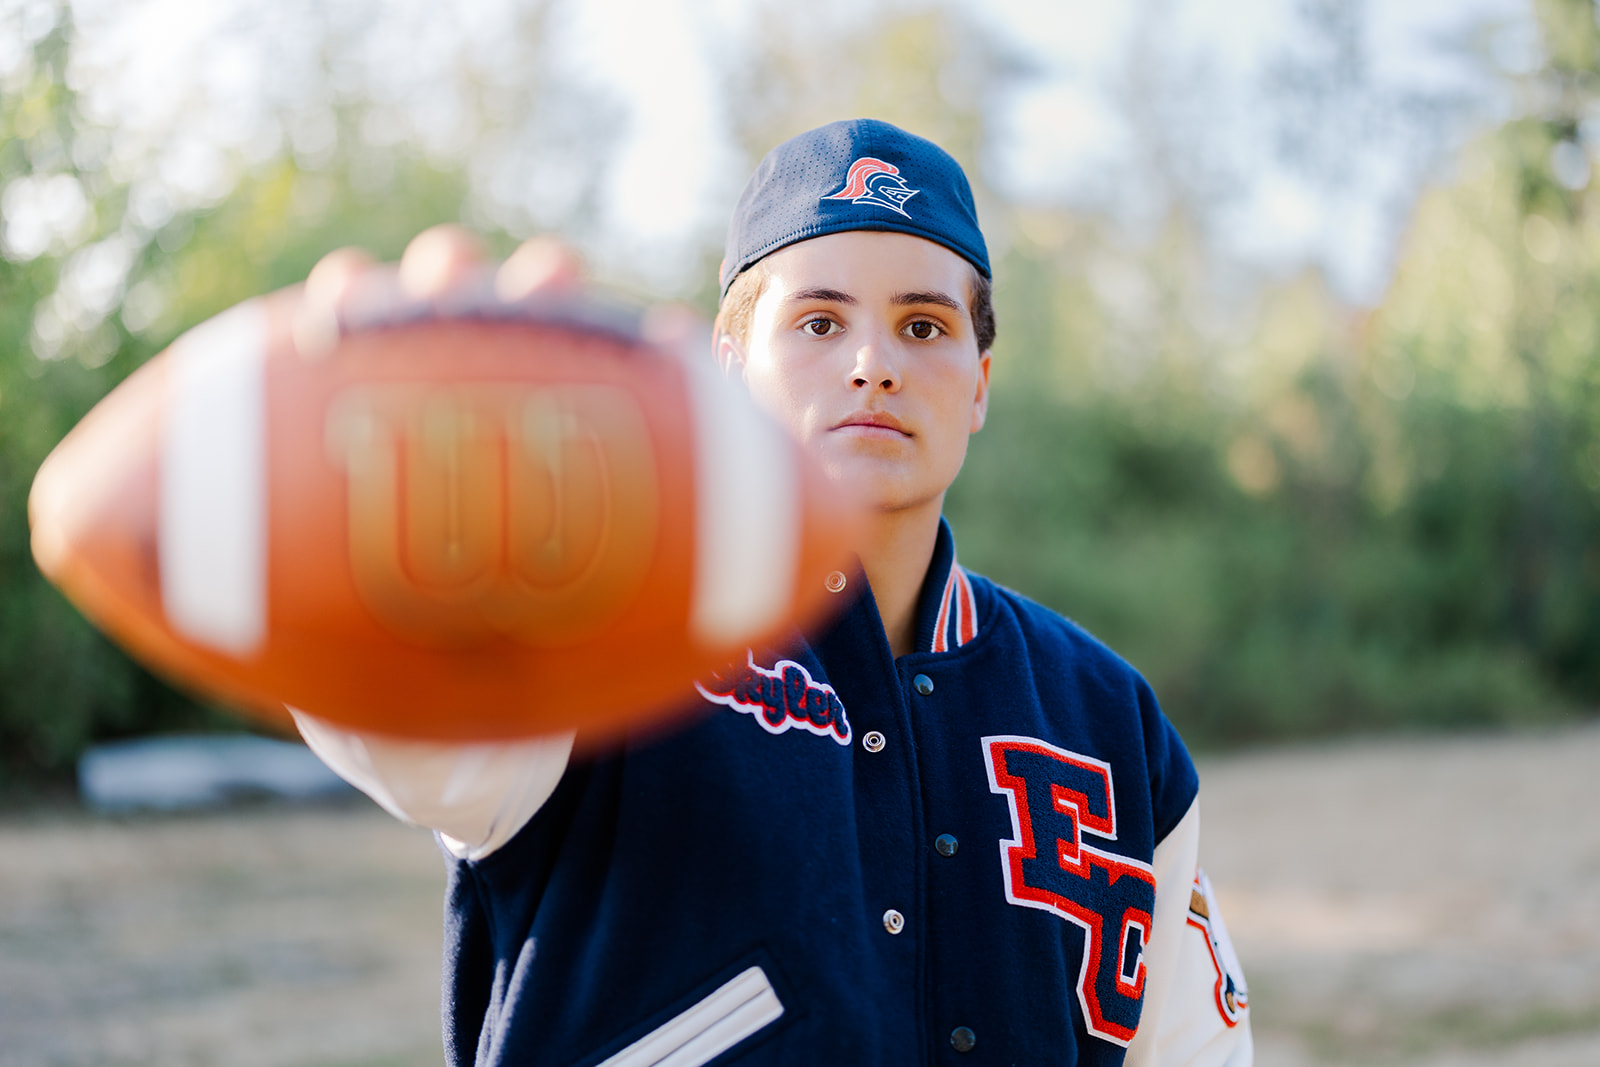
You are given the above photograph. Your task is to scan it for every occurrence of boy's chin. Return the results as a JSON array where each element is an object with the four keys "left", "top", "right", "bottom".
[{"left": 818, "top": 459, "right": 940, "bottom": 517}]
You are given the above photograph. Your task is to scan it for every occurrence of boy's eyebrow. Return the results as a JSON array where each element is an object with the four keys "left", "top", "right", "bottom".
[
  {"left": 891, "top": 290, "right": 964, "bottom": 312},
  {"left": 781, "top": 288, "right": 965, "bottom": 312},
  {"left": 788, "top": 287, "right": 857, "bottom": 305}
]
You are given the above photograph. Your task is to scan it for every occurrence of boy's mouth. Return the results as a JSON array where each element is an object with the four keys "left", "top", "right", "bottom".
[{"left": 832, "top": 411, "right": 911, "bottom": 437}]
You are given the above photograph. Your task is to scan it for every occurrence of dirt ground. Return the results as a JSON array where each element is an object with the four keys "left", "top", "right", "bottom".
[
  {"left": 1203, "top": 721, "right": 1600, "bottom": 1067},
  {"left": 1, "top": 723, "right": 1596, "bottom": 1066}
]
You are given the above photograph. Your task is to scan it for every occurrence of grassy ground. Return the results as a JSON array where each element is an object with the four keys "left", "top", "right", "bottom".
[{"left": 0, "top": 723, "right": 1596, "bottom": 1065}]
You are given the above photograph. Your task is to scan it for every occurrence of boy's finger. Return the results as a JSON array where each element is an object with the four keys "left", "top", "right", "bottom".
[
  {"left": 399, "top": 225, "right": 488, "bottom": 298},
  {"left": 304, "top": 246, "right": 377, "bottom": 307},
  {"left": 496, "top": 237, "right": 583, "bottom": 301},
  {"left": 294, "top": 246, "right": 377, "bottom": 358}
]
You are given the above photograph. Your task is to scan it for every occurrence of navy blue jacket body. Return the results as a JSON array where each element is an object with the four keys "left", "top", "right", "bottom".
[{"left": 442, "top": 521, "right": 1199, "bottom": 1066}]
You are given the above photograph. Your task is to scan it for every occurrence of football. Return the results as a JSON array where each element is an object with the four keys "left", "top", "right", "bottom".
[{"left": 28, "top": 276, "right": 860, "bottom": 741}]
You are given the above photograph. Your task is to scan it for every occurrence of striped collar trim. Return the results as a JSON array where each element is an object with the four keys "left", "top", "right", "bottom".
[{"left": 930, "top": 561, "right": 978, "bottom": 654}]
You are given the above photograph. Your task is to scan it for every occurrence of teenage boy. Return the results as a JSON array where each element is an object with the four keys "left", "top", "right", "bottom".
[{"left": 297, "top": 119, "right": 1252, "bottom": 1066}]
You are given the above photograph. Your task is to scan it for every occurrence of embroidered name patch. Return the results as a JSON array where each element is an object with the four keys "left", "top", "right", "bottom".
[{"left": 697, "top": 653, "right": 852, "bottom": 746}]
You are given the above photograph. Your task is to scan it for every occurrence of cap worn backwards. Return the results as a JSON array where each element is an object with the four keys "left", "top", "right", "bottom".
[{"left": 720, "top": 118, "right": 989, "bottom": 299}]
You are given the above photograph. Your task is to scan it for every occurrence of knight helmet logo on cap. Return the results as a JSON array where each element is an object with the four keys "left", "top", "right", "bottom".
[{"left": 821, "top": 157, "right": 920, "bottom": 218}]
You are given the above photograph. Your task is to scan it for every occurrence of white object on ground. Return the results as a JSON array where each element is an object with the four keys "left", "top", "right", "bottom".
[{"left": 78, "top": 733, "right": 354, "bottom": 812}]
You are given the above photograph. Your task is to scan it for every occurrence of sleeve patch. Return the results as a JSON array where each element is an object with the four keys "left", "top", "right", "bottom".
[{"left": 1185, "top": 868, "right": 1249, "bottom": 1027}]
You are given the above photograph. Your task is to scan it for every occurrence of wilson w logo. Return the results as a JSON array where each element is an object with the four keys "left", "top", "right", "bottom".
[{"left": 325, "top": 384, "right": 659, "bottom": 647}]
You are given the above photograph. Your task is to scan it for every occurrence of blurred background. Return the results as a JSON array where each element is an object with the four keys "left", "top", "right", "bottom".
[
  {"left": 1, "top": 0, "right": 1598, "bottom": 1063},
  {"left": 6, "top": 0, "right": 1599, "bottom": 774}
]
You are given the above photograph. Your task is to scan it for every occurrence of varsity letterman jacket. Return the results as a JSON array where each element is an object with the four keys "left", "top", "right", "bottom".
[{"left": 297, "top": 520, "right": 1252, "bottom": 1066}]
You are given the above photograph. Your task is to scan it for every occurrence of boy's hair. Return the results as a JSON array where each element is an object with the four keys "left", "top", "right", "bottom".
[{"left": 716, "top": 259, "right": 997, "bottom": 354}]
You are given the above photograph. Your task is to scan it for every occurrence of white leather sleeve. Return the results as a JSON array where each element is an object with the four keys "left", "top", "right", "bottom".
[
  {"left": 1124, "top": 798, "right": 1253, "bottom": 1067},
  {"left": 290, "top": 708, "right": 574, "bottom": 861}
]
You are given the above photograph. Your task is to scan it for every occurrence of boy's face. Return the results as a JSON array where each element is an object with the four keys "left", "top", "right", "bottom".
[{"left": 730, "top": 231, "right": 991, "bottom": 516}]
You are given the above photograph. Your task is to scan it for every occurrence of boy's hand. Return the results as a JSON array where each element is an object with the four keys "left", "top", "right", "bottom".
[{"left": 296, "top": 226, "right": 583, "bottom": 349}]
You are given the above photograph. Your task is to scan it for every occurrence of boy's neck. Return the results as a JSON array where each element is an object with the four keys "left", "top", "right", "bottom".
[{"left": 856, "top": 499, "right": 944, "bottom": 659}]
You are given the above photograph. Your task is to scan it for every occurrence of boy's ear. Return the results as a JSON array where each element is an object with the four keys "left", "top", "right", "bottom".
[
  {"left": 715, "top": 329, "right": 748, "bottom": 380},
  {"left": 970, "top": 350, "right": 992, "bottom": 434}
]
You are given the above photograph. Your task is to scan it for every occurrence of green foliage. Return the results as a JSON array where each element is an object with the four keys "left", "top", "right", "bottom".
[{"left": 949, "top": 351, "right": 1574, "bottom": 748}]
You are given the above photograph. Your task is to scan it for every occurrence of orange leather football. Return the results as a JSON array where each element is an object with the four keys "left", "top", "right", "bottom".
[{"left": 29, "top": 279, "right": 859, "bottom": 741}]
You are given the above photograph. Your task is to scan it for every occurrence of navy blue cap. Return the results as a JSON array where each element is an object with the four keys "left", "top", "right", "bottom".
[{"left": 720, "top": 119, "right": 989, "bottom": 298}]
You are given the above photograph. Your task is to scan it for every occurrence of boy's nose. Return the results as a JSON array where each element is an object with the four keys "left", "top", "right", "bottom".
[{"left": 849, "top": 338, "right": 901, "bottom": 392}]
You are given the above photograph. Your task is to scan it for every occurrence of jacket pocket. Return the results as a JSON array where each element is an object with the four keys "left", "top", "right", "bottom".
[{"left": 594, "top": 965, "right": 784, "bottom": 1067}]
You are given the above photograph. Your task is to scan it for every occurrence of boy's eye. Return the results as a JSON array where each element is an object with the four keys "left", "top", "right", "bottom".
[
  {"left": 803, "top": 317, "right": 840, "bottom": 337},
  {"left": 904, "top": 320, "right": 943, "bottom": 341}
]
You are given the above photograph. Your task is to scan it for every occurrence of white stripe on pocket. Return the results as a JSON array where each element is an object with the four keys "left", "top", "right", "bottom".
[{"left": 596, "top": 965, "right": 784, "bottom": 1067}]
